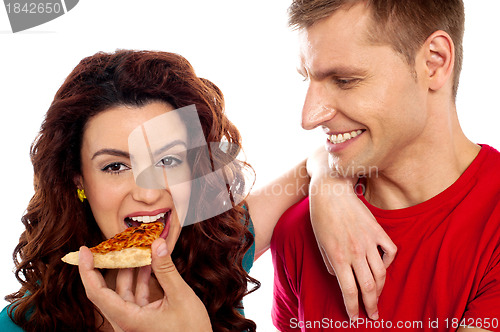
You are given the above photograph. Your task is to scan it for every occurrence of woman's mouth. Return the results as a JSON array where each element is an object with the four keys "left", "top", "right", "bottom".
[{"left": 124, "top": 210, "right": 171, "bottom": 239}]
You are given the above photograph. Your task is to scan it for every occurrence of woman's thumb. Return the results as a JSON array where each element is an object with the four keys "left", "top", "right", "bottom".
[{"left": 151, "top": 238, "right": 184, "bottom": 295}]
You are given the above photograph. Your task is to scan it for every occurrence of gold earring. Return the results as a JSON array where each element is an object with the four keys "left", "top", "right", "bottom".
[{"left": 77, "top": 188, "right": 87, "bottom": 202}]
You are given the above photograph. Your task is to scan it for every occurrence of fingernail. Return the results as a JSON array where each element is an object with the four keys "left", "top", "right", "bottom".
[
  {"left": 351, "top": 315, "right": 358, "bottom": 321},
  {"left": 371, "top": 311, "right": 379, "bottom": 320},
  {"left": 157, "top": 241, "right": 168, "bottom": 257}
]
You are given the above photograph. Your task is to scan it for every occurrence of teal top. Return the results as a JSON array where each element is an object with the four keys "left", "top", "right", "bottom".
[
  {"left": 0, "top": 306, "right": 19, "bottom": 331},
  {"left": 242, "top": 211, "right": 255, "bottom": 273},
  {"left": 0, "top": 216, "right": 255, "bottom": 330}
]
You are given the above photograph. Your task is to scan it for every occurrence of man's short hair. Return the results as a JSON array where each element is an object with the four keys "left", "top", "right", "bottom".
[{"left": 288, "top": 0, "right": 465, "bottom": 98}]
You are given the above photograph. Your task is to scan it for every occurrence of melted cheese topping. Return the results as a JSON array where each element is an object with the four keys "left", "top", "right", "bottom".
[{"left": 90, "top": 221, "right": 164, "bottom": 254}]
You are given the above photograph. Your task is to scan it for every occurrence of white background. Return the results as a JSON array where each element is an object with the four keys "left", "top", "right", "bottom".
[{"left": 0, "top": 1, "right": 498, "bottom": 331}]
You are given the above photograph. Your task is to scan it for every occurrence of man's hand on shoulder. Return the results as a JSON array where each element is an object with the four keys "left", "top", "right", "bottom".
[{"left": 307, "top": 147, "right": 397, "bottom": 321}]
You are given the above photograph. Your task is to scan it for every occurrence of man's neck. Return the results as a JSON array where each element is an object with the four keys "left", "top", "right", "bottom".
[{"left": 364, "top": 111, "right": 481, "bottom": 210}]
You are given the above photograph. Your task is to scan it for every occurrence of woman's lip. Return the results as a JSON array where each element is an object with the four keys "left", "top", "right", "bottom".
[
  {"left": 160, "top": 212, "right": 171, "bottom": 239},
  {"left": 125, "top": 208, "right": 171, "bottom": 219}
]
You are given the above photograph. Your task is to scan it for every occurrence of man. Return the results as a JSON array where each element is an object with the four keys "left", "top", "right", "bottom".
[{"left": 271, "top": 1, "right": 500, "bottom": 331}]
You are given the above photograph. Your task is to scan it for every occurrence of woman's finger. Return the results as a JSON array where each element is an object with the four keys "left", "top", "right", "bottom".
[
  {"left": 78, "top": 246, "right": 108, "bottom": 297},
  {"left": 78, "top": 247, "right": 138, "bottom": 317},
  {"left": 135, "top": 265, "right": 152, "bottom": 306},
  {"left": 115, "top": 268, "right": 136, "bottom": 303}
]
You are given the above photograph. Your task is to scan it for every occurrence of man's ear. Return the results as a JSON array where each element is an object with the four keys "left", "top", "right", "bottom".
[{"left": 422, "top": 30, "right": 455, "bottom": 91}]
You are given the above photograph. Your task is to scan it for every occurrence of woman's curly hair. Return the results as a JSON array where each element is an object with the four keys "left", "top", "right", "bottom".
[{"left": 6, "top": 50, "right": 260, "bottom": 332}]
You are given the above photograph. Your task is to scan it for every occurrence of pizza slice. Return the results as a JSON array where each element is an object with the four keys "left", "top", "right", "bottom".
[{"left": 62, "top": 221, "right": 165, "bottom": 269}]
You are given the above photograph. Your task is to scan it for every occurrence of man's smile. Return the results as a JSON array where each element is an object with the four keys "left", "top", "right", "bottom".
[{"left": 327, "top": 129, "right": 364, "bottom": 144}]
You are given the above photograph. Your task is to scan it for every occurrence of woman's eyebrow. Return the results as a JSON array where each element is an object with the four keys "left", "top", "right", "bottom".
[
  {"left": 152, "top": 140, "right": 188, "bottom": 157},
  {"left": 91, "top": 148, "right": 130, "bottom": 160},
  {"left": 91, "top": 140, "right": 187, "bottom": 161}
]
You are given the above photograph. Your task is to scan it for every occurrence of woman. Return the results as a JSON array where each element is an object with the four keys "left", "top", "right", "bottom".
[{"left": 1, "top": 50, "right": 394, "bottom": 331}]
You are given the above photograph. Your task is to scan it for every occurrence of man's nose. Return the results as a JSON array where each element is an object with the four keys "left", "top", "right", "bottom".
[{"left": 301, "top": 82, "right": 336, "bottom": 130}]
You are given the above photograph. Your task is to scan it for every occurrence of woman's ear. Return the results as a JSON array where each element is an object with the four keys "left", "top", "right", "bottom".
[
  {"left": 422, "top": 30, "right": 455, "bottom": 92},
  {"left": 74, "top": 175, "right": 84, "bottom": 189}
]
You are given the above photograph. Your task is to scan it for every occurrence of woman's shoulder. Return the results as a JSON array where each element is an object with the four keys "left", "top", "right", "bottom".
[{"left": 0, "top": 305, "right": 24, "bottom": 331}]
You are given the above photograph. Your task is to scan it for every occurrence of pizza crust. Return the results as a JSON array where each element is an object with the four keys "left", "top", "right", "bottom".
[
  {"left": 61, "top": 221, "right": 164, "bottom": 269},
  {"left": 62, "top": 247, "right": 153, "bottom": 269}
]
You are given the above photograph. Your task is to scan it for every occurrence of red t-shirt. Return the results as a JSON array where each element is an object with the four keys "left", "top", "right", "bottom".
[{"left": 271, "top": 145, "right": 500, "bottom": 331}]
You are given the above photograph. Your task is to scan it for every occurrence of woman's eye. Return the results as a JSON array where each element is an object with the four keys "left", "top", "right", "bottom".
[
  {"left": 102, "top": 162, "right": 129, "bottom": 174},
  {"left": 156, "top": 156, "right": 182, "bottom": 168}
]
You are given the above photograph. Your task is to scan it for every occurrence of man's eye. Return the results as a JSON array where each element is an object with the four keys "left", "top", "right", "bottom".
[
  {"left": 102, "top": 162, "right": 129, "bottom": 174},
  {"left": 156, "top": 156, "right": 182, "bottom": 168},
  {"left": 334, "top": 78, "right": 359, "bottom": 89}
]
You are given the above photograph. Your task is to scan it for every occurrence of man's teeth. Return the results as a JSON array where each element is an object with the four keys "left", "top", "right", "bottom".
[
  {"left": 130, "top": 212, "right": 166, "bottom": 224},
  {"left": 328, "top": 130, "right": 363, "bottom": 144}
]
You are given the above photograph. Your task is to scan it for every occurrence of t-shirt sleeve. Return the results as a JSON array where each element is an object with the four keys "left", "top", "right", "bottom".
[
  {"left": 272, "top": 247, "right": 300, "bottom": 331},
  {"left": 463, "top": 244, "right": 500, "bottom": 331},
  {"left": 271, "top": 209, "right": 303, "bottom": 331}
]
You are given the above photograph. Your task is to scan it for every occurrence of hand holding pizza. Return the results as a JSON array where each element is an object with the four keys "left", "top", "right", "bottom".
[{"left": 78, "top": 238, "right": 212, "bottom": 332}]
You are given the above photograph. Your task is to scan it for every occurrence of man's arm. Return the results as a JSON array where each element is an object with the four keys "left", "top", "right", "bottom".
[
  {"left": 247, "top": 148, "right": 396, "bottom": 321},
  {"left": 306, "top": 147, "right": 396, "bottom": 321}
]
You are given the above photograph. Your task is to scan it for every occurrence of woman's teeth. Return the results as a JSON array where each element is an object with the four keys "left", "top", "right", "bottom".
[
  {"left": 129, "top": 212, "right": 166, "bottom": 224},
  {"left": 328, "top": 130, "right": 363, "bottom": 144}
]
